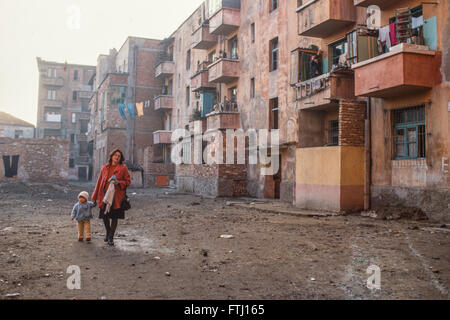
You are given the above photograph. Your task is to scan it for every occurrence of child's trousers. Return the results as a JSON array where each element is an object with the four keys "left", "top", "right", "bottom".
[{"left": 77, "top": 219, "right": 91, "bottom": 239}]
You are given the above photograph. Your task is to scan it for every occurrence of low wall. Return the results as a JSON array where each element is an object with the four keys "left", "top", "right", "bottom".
[{"left": 0, "top": 137, "right": 69, "bottom": 183}]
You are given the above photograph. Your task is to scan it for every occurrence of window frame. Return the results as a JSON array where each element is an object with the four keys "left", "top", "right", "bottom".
[
  {"left": 393, "top": 106, "right": 426, "bottom": 160},
  {"left": 270, "top": 37, "right": 279, "bottom": 72}
]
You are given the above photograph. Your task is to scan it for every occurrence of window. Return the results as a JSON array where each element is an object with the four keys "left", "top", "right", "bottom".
[
  {"left": 80, "top": 120, "right": 88, "bottom": 134},
  {"left": 328, "top": 120, "right": 339, "bottom": 146},
  {"left": 14, "top": 130, "right": 23, "bottom": 139},
  {"left": 393, "top": 106, "right": 426, "bottom": 160},
  {"left": 79, "top": 141, "right": 88, "bottom": 156},
  {"left": 186, "top": 86, "right": 190, "bottom": 108},
  {"left": 186, "top": 49, "right": 191, "bottom": 71},
  {"left": 47, "top": 90, "right": 56, "bottom": 100},
  {"left": 271, "top": 0, "right": 279, "bottom": 12},
  {"left": 74, "top": 70, "right": 79, "bottom": 81},
  {"left": 208, "top": 50, "right": 216, "bottom": 63},
  {"left": 70, "top": 134, "right": 75, "bottom": 144},
  {"left": 73, "top": 91, "right": 78, "bottom": 102},
  {"left": 69, "top": 159, "right": 75, "bottom": 168},
  {"left": 270, "top": 37, "right": 279, "bottom": 71},
  {"left": 48, "top": 68, "right": 56, "bottom": 78},
  {"left": 331, "top": 39, "right": 348, "bottom": 67},
  {"left": 297, "top": 0, "right": 303, "bottom": 8},
  {"left": 250, "top": 78, "right": 255, "bottom": 99},
  {"left": 72, "top": 113, "right": 76, "bottom": 124},
  {"left": 251, "top": 23, "right": 255, "bottom": 43},
  {"left": 229, "top": 36, "right": 238, "bottom": 59},
  {"left": 182, "top": 142, "right": 191, "bottom": 164},
  {"left": 269, "top": 98, "right": 279, "bottom": 130}
]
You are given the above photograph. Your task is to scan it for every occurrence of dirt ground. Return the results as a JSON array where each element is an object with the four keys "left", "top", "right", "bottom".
[{"left": 0, "top": 182, "right": 449, "bottom": 300}]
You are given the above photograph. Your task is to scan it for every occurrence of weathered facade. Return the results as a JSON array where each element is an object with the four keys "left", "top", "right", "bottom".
[
  {"left": 89, "top": 37, "right": 175, "bottom": 187},
  {"left": 36, "top": 58, "right": 95, "bottom": 181},
  {"left": 0, "top": 137, "right": 69, "bottom": 183}
]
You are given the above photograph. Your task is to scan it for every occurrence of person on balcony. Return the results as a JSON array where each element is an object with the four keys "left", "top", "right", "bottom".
[{"left": 310, "top": 50, "right": 322, "bottom": 79}]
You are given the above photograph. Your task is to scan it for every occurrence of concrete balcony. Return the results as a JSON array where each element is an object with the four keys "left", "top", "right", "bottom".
[
  {"left": 78, "top": 91, "right": 93, "bottom": 99},
  {"left": 155, "top": 61, "right": 175, "bottom": 79},
  {"left": 353, "top": 44, "right": 440, "bottom": 98},
  {"left": 297, "top": 0, "right": 356, "bottom": 38},
  {"left": 42, "top": 121, "right": 62, "bottom": 130},
  {"left": 41, "top": 76, "right": 64, "bottom": 87},
  {"left": 354, "top": 0, "right": 402, "bottom": 9},
  {"left": 294, "top": 70, "right": 355, "bottom": 109},
  {"left": 153, "top": 130, "right": 172, "bottom": 145},
  {"left": 154, "top": 95, "right": 174, "bottom": 111},
  {"left": 191, "top": 69, "right": 216, "bottom": 92},
  {"left": 209, "top": 7, "right": 240, "bottom": 36},
  {"left": 206, "top": 111, "right": 240, "bottom": 130},
  {"left": 192, "top": 24, "right": 218, "bottom": 50},
  {"left": 42, "top": 99, "right": 64, "bottom": 108},
  {"left": 208, "top": 59, "right": 240, "bottom": 84}
]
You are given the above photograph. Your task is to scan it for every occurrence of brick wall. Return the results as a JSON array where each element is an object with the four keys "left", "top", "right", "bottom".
[
  {"left": 339, "top": 100, "right": 367, "bottom": 147},
  {"left": 0, "top": 137, "right": 69, "bottom": 183}
]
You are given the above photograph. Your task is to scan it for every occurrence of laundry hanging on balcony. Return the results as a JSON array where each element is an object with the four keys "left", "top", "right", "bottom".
[
  {"left": 118, "top": 103, "right": 127, "bottom": 120},
  {"left": 136, "top": 102, "right": 144, "bottom": 117},
  {"left": 127, "top": 103, "right": 135, "bottom": 119}
]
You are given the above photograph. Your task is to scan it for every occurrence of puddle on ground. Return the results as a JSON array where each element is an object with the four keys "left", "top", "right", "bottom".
[{"left": 113, "top": 230, "right": 175, "bottom": 255}]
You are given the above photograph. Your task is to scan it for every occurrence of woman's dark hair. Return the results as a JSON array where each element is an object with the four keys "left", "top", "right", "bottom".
[{"left": 108, "top": 149, "right": 125, "bottom": 165}]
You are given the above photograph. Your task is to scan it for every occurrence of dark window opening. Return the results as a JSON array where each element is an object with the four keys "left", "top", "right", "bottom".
[
  {"left": 271, "top": 0, "right": 279, "bottom": 12},
  {"left": 328, "top": 120, "right": 339, "bottom": 146},
  {"left": 331, "top": 39, "right": 348, "bottom": 68},
  {"left": 229, "top": 36, "right": 238, "bottom": 60},
  {"left": 74, "top": 70, "right": 79, "bottom": 81},
  {"left": 250, "top": 78, "right": 255, "bottom": 99},
  {"left": 72, "top": 91, "right": 78, "bottom": 102},
  {"left": 270, "top": 37, "right": 279, "bottom": 71},
  {"left": 251, "top": 23, "right": 255, "bottom": 43},
  {"left": 270, "top": 98, "right": 279, "bottom": 130},
  {"left": 186, "top": 49, "right": 191, "bottom": 71},
  {"left": 69, "top": 158, "right": 75, "bottom": 168}
]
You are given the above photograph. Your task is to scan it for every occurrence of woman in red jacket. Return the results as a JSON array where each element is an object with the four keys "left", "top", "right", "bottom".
[{"left": 92, "top": 149, "right": 131, "bottom": 246}]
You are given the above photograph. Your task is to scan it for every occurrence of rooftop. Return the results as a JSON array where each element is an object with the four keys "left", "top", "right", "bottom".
[{"left": 0, "top": 111, "right": 35, "bottom": 128}]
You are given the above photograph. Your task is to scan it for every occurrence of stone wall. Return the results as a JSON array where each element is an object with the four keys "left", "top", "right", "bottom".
[{"left": 0, "top": 137, "right": 69, "bottom": 183}]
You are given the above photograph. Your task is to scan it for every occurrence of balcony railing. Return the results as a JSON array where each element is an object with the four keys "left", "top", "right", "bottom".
[
  {"left": 42, "top": 99, "right": 64, "bottom": 107},
  {"left": 153, "top": 130, "right": 172, "bottom": 145},
  {"left": 209, "top": 7, "right": 241, "bottom": 36},
  {"left": 154, "top": 95, "right": 174, "bottom": 111},
  {"left": 208, "top": 58, "right": 240, "bottom": 83},
  {"left": 41, "top": 76, "right": 64, "bottom": 87},
  {"left": 155, "top": 60, "right": 175, "bottom": 79},
  {"left": 294, "top": 69, "right": 355, "bottom": 109},
  {"left": 297, "top": 0, "right": 356, "bottom": 38},
  {"left": 192, "top": 24, "right": 218, "bottom": 50},
  {"left": 352, "top": 43, "right": 439, "bottom": 98},
  {"left": 191, "top": 61, "right": 216, "bottom": 92}
]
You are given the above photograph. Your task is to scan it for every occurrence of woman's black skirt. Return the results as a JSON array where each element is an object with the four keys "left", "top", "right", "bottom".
[{"left": 99, "top": 207, "right": 125, "bottom": 220}]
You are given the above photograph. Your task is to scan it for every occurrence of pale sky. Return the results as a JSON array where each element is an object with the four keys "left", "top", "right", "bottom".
[{"left": 0, "top": 0, "right": 204, "bottom": 126}]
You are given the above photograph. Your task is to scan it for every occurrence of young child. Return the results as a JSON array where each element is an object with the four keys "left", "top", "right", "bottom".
[{"left": 71, "top": 191, "right": 96, "bottom": 242}]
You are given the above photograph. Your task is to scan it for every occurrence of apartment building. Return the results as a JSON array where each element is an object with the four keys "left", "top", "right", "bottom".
[
  {"left": 156, "top": 0, "right": 448, "bottom": 220},
  {"left": 89, "top": 37, "right": 175, "bottom": 187},
  {"left": 36, "top": 58, "right": 95, "bottom": 181}
]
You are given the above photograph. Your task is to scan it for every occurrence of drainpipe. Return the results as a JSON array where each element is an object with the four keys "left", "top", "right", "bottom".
[
  {"left": 364, "top": 97, "right": 372, "bottom": 211},
  {"left": 132, "top": 44, "right": 138, "bottom": 164}
]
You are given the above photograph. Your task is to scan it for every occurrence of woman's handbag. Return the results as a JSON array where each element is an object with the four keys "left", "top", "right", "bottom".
[{"left": 121, "top": 193, "right": 131, "bottom": 211}]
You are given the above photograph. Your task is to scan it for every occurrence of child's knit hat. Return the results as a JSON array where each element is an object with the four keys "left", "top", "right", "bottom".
[{"left": 78, "top": 191, "right": 89, "bottom": 201}]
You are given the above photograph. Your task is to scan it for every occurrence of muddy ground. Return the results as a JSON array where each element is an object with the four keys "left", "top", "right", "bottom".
[{"left": 0, "top": 182, "right": 449, "bottom": 300}]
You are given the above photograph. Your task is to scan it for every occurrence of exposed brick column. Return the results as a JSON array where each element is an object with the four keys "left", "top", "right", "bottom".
[{"left": 339, "top": 99, "right": 367, "bottom": 147}]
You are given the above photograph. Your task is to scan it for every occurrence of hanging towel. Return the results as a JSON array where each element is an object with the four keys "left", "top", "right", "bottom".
[
  {"left": 378, "top": 25, "right": 391, "bottom": 51},
  {"left": 412, "top": 16, "right": 424, "bottom": 29},
  {"left": 103, "top": 183, "right": 115, "bottom": 214},
  {"left": 389, "top": 23, "right": 398, "bottom": 46},
  {"left": 127, "top": 103, "right": 135, "bottom": 118},
  {"left": 136, "top": 102, "right": 144, "bottom": 117},
  {"left": 118, "top": 104, "right": 127, "bottom": 120}
]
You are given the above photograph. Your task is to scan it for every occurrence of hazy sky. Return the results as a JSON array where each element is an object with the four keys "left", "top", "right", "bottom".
[{"left": 0, "top": 0, "right": 204, "bottom": 126}]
